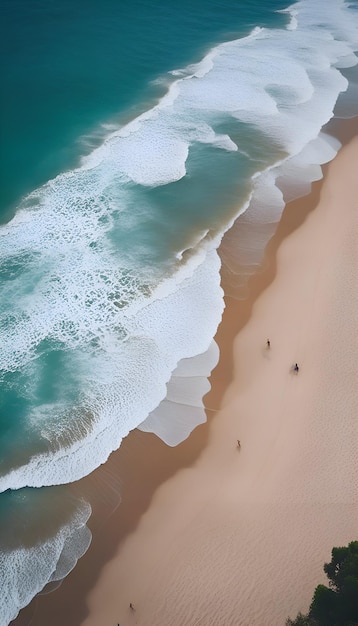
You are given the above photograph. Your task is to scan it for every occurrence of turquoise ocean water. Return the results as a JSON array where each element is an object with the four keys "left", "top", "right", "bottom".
[{"left": 1, "top": 0, "right": 358, "bottom": 622}]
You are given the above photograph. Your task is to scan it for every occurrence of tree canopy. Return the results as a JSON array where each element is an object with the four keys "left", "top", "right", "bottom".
[{"left": 286, "top": 541, "right": 358, "bottom": 626}]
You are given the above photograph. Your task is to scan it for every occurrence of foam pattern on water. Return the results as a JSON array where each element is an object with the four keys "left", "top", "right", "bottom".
[
  {"left": 0, "top": 493, "right": 91, "bottom": 625},
  {"left": 139, "top": 341, "right": 219, "bottom": 446},
  {"left": 1, "top": 0, "right": 358, "bottom": 491},
  {"left": 0, "top": 247, "right": 223, "bottom": 490},
  {"left": 83, "top": 0, "right": 357, "bottom": 180},
  {"left": 220, "top": 130, "right": 343, "bottom": 297}
]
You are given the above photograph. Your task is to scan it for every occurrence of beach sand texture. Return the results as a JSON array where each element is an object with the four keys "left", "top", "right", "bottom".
[{"left": 79, "top": 136, "right": 358, "bottom": 626}]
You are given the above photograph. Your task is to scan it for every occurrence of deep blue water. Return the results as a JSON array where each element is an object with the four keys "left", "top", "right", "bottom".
[{"left": 0, "top": 0, "right": 289, "bottom": 218}]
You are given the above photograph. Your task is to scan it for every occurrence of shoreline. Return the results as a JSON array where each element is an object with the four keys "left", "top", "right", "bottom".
[
  {"left": 14, "top": 117, "right": 358, "bottom": 626},
  {"left": 82, "top": 125, "right": 358, "bottom": 625}
]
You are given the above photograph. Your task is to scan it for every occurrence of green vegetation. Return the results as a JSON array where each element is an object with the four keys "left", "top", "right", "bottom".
[{"left": 286, "top": 541, "right": 358, "bottom": 626}]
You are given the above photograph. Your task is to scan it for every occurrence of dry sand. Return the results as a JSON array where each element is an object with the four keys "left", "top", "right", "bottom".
[
  {"left": 79, "top": 136, "right": 358, "bottom": 626},
  {"left": 16, "top": 123, "right": 358, "bottom": 626}
]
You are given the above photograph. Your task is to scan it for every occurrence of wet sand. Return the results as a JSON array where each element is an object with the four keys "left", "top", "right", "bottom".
[
  {"left": 16, "top": 120, "right": 358, "bottom": 626},
  {"left": 81, "top": 132, "right": 358, "bottom": 625}
]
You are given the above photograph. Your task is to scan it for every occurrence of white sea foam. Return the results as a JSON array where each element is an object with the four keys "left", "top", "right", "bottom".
[
  {"left": 139, "top": 341, "right": 219, "bottom": 446},
  {"left": 0, "top": 498, "right": 91, "bottom": 625},
  {"left": 278, "top": 7, "right": 299, "bottom": 31},
  {"left": 276, "top": 132, "right": 341, "bottom": 203},
  {"left": 0, "top": 247, "right": 224, "bottom": 491},
  {"left": 220, "top": 131, "right": 342, "bottom": 297},
  {"left": 81, "top": 0, "right": 357, "bottom": 190},
  {"left": 0, "top": 0, "right": 358, "bottom": 491}
]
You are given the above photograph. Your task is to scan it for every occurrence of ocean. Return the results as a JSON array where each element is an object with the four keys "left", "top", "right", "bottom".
[{"left": 1, "top": 0, "right": 358, "bottom": 622}]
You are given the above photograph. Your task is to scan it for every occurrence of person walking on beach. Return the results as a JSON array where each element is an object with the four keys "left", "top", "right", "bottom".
[
  {"left": 266, "top": 339, "right": 270, "bottom": 349},
  {"left": 237, "top": 440, "right": 241, "bottom": 448},
  {"left": 129, "top": 603, "right": 135, "bottom": 611},
  {"left": 293, "top": 363, "right": 299, "bottom": 373}
]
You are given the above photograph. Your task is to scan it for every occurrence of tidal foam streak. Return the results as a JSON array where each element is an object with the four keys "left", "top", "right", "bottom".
[
  {"left": 0, "top": 0, "right": 357, "bottom": 492},
  {"left": 0, "top": 490, "right": 91, "bottom": 625}
]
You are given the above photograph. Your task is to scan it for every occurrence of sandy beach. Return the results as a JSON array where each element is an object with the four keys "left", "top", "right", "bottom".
[
  {"left": 18, "top": 124, "right": 358, "bottom": 626},
  {"left": 78, "top": 133, "right": 358, "bottom": 625}
]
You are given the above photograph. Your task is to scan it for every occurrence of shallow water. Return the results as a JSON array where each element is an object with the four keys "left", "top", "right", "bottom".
[{"left": 1, "top": 0, "right": 358, "bottom": 622}]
